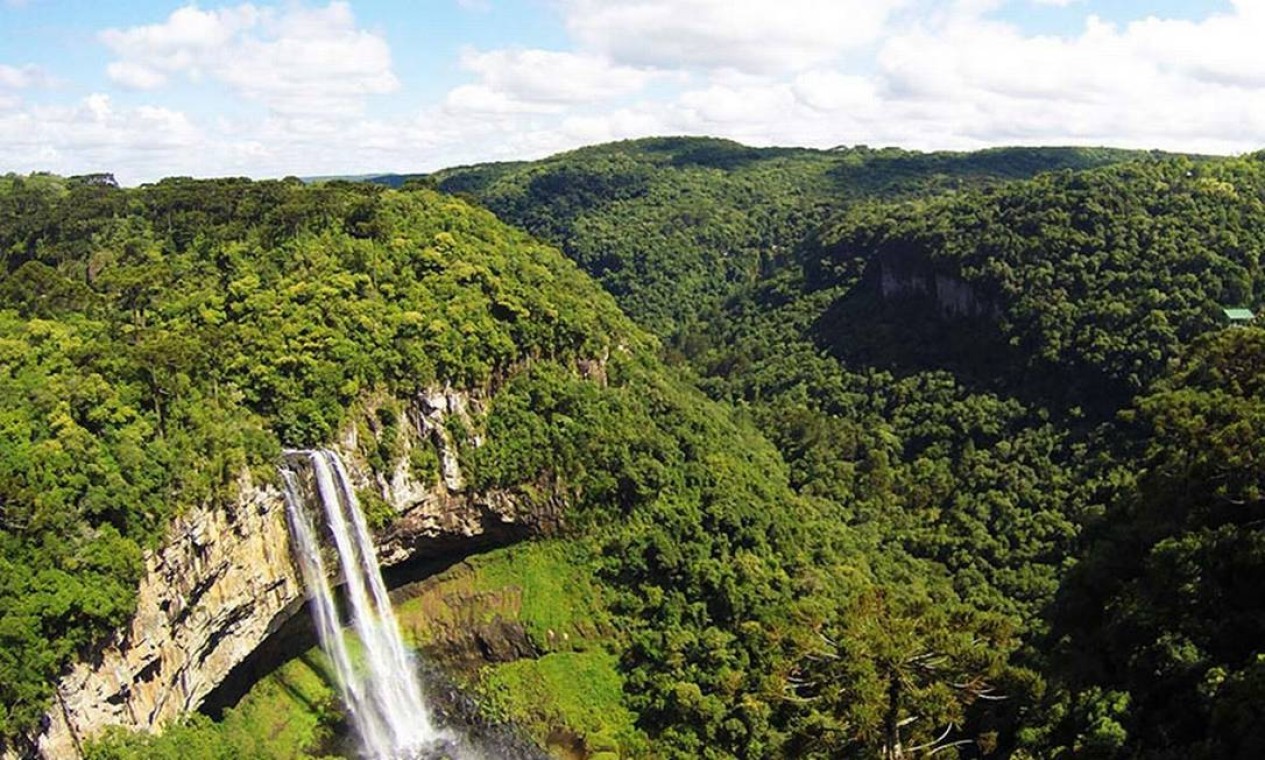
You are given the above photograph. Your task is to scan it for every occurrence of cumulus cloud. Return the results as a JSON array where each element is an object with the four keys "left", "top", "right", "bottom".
[
  {"left": 457, "top": 48, "right": 658, "bottom": 105},
  {"left": 409, "top": 0, "right": 1265, "bottom": 183},
  {"left": 443, "top": 84, "right": 563, "bottom": 116},
  {"left": 100, "top": 2, "right": 397, "bottom": 118},
  {"left": 562, "top": 0, "right": 908, "bottom": 74},
  {"left": 11, "top": 1, "right": 1265, "bottom": 184},
  {"left": 0, "top": 94, "right": 202, "bottom": 180},
  {"left": 864, "top": 5, "right": 1265, "bottom": 152},
  {"left": 105, "top": 61, "right": 168, "bottom": 90},
  {"left": 485, "top": 2, "right": 1264, "bottom": 158},
  {"left": 0, "top": 64, "right": 54, "bottom": 114},
  {"left": 792, "top": 70, "right": 880, "bottom": 113}
]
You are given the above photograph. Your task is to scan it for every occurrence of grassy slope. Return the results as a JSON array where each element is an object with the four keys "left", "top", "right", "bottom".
[
  {"left": 397, "top": 542, "right": 644, "bottom": 756},
  {"left": 86, "top": 654, "right": 341, "bottom": 760}
]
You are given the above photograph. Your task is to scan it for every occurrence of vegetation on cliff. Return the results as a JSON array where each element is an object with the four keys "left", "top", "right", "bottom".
[
  {"left": 1, "top": 171, "right": 1015, "bottom": 760},
  {"left": 0, "top": 174, "right": 635, "bottom": 737}
]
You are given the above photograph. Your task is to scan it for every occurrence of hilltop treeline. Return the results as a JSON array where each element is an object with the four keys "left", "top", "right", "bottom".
[{"left": 419, "top": 137, "right": 1150, "bottom": 334}]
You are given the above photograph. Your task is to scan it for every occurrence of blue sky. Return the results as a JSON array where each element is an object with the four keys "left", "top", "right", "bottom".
[{"left": 0, "top": 0, "right": 1255, "bottom": 183}]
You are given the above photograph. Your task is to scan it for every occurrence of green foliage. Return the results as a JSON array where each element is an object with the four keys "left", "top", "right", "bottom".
[
  {"left": 1046, "top": 328, "right": 1265, "bottom": 758},
  {"left": 480, "top": 651, "right": 647, "bottom": 757},
  {"left": 468, "top": 359, "right": 814, "bottom": 755},
  {"left": 807, "top": 155, "right": 1265, "bottom": 408},
  {"left": 1, "top": 167, "right": 949, "bottom": 759},
  {"left": 426, "top": 137, "right": 1149, "bottom": 333},
  {"left": 85, "top": 716, "right": 239, "bottom": 760},
  {"left": 463, "top": 354, "right": 1023, "bottom": 757},
  {"left": 5, "top": 140, "right": 1256, "bottom": 760},
  {"left": 83, "top": 649, "right": 343, "bottom": 759},
  {"left": 784, "top": 587, "right": 1020, "bottom": 759},
  {"left": 456, "top": 143, "right": 1262, "bottom": 756},
  {"left": 461, "top": 542, "right": 610, "bottom": 648},
  {"left": 0, "top": 175, "right": 637, "bottom": 738},
  {"left": 677, "top": 258, "right": 1101, "bottom": 643}
]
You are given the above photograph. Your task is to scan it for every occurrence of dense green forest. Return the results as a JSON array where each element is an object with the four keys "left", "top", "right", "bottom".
[
  {"left": 0, "top": 171, "right": 1025, "bottom": 759},
  {"left": 3, "top": 139, "right": 1265, "bottom": 760},
  {"left": 0, "top": 173, "right": 633, "bottom": 738},
  {"left": 683, "top": 155, "right": 1265, "bottom": 758},
  {"left": 405, "top": 138, "right": 1156, "bottom": 334},
  {"left": 428, "top": 141, "right": 1265, "bottom": 757}
]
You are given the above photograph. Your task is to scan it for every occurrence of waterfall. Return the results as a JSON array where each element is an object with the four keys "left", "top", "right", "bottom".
[{"left": 281, "top": 449, "right": 444, "bottom": 759}]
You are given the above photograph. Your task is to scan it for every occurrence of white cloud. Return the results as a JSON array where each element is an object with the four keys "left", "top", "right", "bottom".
[
  {"left": 457, "top": 48, "right": 658, "bottom": 105},
  {"left": 443, "top": 84, "right": 564, "bottom": 115},
  {"left": 860, "top": 5, "right": 1265, "bottom": 152},
  {"left": 431, "top": 42, "right": 683, "bottom": 167},
  {"left": 100, "top": 2, "right": 397, "bottom": 118},
  {"left": 100, "top": 4, "right": 258, "bottom": 80},
  {"left": 105, "top": 61, "right": 168, "bottom": 90},
  {"left": 11, "top": 1, "right": 1265, "bottom": 185},
  {"left": 556, "top": 108, "right": 669, "bottom": 145},
  {"left": 478, "top": 1, "right": 1265, "bottom": 159},
  {"left": 562, "top": 0, "right": 908, "bottom": 74},
  {"left": 792, "top": 70, "right": 879, "bottom": 113},
  {"left": 0, "top": 94, "right": 202, "bottom": 180},
  {"left": 0, "top": 63, "right": 52, "bottom": 89},
  {"left": 383, "top": 1, "right": 1265, "bottom": 184}
]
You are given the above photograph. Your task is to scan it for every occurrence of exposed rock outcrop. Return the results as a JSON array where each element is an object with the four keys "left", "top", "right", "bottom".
[
  {"left": 4, "top": 387, "right": 557, "bottom": 760},
  {"left": 878, "top": 249, "right": 997, "bottom": 319}
]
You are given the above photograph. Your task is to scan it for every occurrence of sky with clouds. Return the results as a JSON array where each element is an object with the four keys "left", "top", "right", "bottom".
[{"left": 0, "top": 0, "right": 1256, "bottom": 184}]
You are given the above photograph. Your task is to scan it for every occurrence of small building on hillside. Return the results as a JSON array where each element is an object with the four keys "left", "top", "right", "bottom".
[{"left": 1222, "top": 307, "right": 1257, "bottom": 325}]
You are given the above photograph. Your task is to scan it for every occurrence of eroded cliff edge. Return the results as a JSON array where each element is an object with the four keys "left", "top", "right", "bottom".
[{"left": 5, "top": 386, "right": 560, "bottom": 760}]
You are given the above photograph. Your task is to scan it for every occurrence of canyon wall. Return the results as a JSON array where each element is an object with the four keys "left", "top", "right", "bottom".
[
  {"left": 4, "top": 387, "right": 557, "bottom": 760},
  {"left": 878, "top": 250, "right": 997, "bottom": 319}
]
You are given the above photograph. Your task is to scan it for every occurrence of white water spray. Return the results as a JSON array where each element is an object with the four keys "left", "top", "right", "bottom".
[{"left": 282, "top": 449, "right": 444, "bottom": 759}]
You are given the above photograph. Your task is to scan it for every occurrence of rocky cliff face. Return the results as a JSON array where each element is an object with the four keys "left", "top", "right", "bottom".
[
  {"left": 5, "top": 387, "right": 556, "bottom": 760},
  {"left": 878, "top": 250, "right": 997, "bottom": 319}
]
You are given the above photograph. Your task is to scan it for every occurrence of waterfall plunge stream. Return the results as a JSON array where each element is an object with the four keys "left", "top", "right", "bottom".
[{"left": 281, "top": 449, "right": 448, "bottom": 759}]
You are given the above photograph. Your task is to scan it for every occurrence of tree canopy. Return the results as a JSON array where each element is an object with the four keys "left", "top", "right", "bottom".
[{"left": 5, "top": 140, "right": 1262, "bottom": 759}]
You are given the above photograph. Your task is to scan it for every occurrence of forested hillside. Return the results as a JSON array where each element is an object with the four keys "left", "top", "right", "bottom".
[
  {"left": 1, "top": 173, "right": 1033, "bottom": 760},
  {"left": 404, "top": 138, "right": 1154, "bottom": 334},
  {"left": 419, "top": 143, "right": 1265, "bottom": 757},
  {"left": 4, "top": 141, "right": 1264, "bottom": 760},
  {"left": 0, "top": 173, "right": 634, "bottom": 738},
  {"left": 680, "top": 154, "right": 1265, "bottom": 757},
  {"left": 1047, "top": 327, "right": 1265, "bottom": 757}
]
